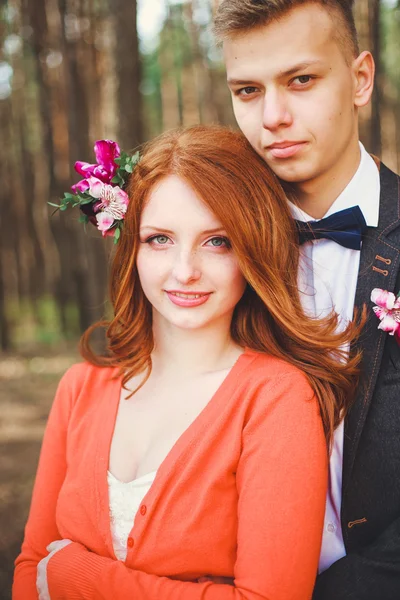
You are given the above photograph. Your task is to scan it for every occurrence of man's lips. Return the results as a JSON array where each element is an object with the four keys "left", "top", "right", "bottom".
[{"left": 266, "top": 141, "right": 306, "bottom": 159}]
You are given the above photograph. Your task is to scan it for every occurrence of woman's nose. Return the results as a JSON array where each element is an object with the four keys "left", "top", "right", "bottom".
[{"left": 171, "top": 250, "right": 201, "bottom": 284}]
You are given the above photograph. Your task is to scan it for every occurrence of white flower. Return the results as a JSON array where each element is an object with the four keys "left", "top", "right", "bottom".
[{"left": 87, "top": 176, "right": 129, "bottom": 235}]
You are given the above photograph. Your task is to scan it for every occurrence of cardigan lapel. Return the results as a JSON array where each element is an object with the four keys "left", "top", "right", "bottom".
[{"left": 343, "top": 162, "right": 400, "bottom": 493}]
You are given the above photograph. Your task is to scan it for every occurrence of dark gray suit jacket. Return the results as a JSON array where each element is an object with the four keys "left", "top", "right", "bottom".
[{"left": 313, "top": 162, "right": 400, "bottom": 599}]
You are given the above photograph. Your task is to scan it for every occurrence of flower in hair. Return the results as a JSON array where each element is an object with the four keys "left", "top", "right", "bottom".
[
  {"left": 371, "top": 288, "right": 400, "bottom": 341},
  {"left": 50, "top": 140, "right": 139, "bottom": 243}
]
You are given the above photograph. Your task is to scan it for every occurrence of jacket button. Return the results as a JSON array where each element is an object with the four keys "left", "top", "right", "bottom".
[
  {"left": 127, "top": 537, "right": 134, "bottom": 548},
  {"left": 140, "top": 505, "right": 147, "bottom": 516}
]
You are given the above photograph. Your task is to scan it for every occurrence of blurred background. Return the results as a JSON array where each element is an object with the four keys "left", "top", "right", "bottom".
[{"left": 0, "top": 0, "right": 399, "bottom": 596}]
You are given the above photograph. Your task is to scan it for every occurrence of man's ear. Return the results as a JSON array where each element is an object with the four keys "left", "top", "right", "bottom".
[{"left": 353, "top": 51, "right": 375, "bottom": 108}]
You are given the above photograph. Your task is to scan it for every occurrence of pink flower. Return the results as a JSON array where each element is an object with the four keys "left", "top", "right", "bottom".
[
  {"left": 73, "top": 140, "right": 121, "bottom": 190},
  {"left": 378, "top": 314, "right": 400, "bottom": 336},
  {"left": 371, "top": 288, "right": 400, "bottom": 338},
  {"left": 370, "top": 288, "right": 399, "bottom": 311},
  {"left": 85, "top": 176, "right": 129, "bottom": 236},
  {"left": 372, "top": 305, "right": 387, "bottom": 320},
  {"left": 71, "top": 179, "right": 90, "bottom": 194},
  {"left": 87, "top": 177, "right": 105, "bottom": 199},
  {"left": 96, "top": 212, "right": 115, "bottom": 235},
  {"left": 93, "top": 140, "right": 121, "bottom": 177}
]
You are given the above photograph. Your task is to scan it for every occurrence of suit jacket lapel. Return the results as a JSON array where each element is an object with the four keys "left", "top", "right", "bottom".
[{"left": 343, "top": 163, "right": 400, "bottom": 492}]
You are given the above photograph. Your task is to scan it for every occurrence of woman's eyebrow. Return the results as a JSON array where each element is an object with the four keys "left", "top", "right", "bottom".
[
  {"left": 140, "top": 226, "right": 174, "bottom": 234},
  {"left": 140, "top": 226, "right": 226, "bottom": 235}
]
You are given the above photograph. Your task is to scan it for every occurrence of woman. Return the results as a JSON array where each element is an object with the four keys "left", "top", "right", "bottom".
[{"left": 13, "top": 126, "right": 362, "bottom": 600}]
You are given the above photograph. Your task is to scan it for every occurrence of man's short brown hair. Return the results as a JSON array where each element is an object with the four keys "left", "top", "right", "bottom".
[{"left": 214, "top": 0, "right": 359, "bottom": 62}]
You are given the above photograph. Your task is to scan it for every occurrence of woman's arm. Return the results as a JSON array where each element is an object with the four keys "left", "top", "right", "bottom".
[
  {"left": 46, "top": 372, "right": 328, "bottom": 600},
  {"left": 12, "top": 365, "right": 82, "bottom": 600}
]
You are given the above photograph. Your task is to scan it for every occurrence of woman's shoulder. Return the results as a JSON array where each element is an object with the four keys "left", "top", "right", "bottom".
[
  {"left": 240, "top": 351, "right": 321, "bottom": 434},
  {"left": 244, "top": 349, "right": 311, "bottom": 387},
  {"left": 57, "top": 361, "right": 120, "bottom": 399}
]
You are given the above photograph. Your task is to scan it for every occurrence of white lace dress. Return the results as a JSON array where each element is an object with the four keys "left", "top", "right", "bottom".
[{"left": 107, "top": 470, "right": 157, "bottom": 561}]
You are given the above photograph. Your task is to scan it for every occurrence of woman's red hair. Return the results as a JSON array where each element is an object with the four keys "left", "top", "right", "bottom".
[{"left": 80, "top": 125, "right": 363, "bottom": 447}]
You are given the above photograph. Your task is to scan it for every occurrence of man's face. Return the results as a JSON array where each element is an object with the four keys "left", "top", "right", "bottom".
[{"left": 224, "top": 4, "right": 362, "bottom": 189}]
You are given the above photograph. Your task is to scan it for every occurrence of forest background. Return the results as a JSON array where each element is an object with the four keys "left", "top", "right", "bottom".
[{"left": 0, "top": 0, "right": 399, "bottom": 597}]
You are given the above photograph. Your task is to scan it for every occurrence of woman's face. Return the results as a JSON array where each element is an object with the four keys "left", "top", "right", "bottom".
[{"left": 136, "top": 175, "right": 247, "bottom": 333}]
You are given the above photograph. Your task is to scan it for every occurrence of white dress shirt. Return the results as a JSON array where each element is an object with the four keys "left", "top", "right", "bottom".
[{"left": 289, "top": 143, "right": 380, "bottom": 573}]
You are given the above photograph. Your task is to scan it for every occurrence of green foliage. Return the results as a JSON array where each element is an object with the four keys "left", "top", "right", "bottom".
[
  {"left": 382, "top": 3, "right": 400, "bottom": 91},
  {"left": 7, "top": 295, "right": 81, "bottom": 349},
  {"left": 113, "top": 226, "right": 121, "bottom": 244}
]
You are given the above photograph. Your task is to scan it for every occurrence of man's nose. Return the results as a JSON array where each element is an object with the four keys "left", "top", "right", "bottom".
[
  {"left": 262, "top": 89, "right": 293, "bottom": 131},
  {"left": 171, "top": 250, "right": 201, "bottom": 284}
]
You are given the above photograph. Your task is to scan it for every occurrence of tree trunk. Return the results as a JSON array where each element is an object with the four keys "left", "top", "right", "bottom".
[
  {"left": 369, "top": 0, "right": 382, "bottom": 156},
  {"left": 112, "top": 0, "right": 143, "bottom": 150},
  {"left": 58, "top": 0, "right": 108, "bottom": 335}
]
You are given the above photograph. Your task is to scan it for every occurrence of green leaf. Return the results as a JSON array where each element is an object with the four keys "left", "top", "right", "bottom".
[
  {"left": 131, "top": 151, "right": 140, "bottom": 165},
  {"left": 114, "top": 227, "right": 121, "bottom": 241},
  {"left": 79, "top": 197, "right": 95, "bottom": 205},
  {"left": 79, "top": 214, "right": 89, "bottom": 224},
  {"left": 60, "top": 204, "right": 68, "bottom": 211},
  {"left": 48, "top": 202, "right": 60, "bottom": 208},
  {"left": 114, "top": 172, "right": 126, "bottom": 187},
  {"left": 124, "top": 164, "right": 133, "bottom": 173}
]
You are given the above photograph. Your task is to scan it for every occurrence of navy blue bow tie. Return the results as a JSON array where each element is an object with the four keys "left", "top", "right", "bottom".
[{"left": 295, "top": 206, "right": 367, "bottom": 250}]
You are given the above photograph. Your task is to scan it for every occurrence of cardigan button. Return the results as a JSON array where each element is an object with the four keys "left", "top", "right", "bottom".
[
  {"left": 140, "top": 505, "right": 147, "bottom": 516},
  {"left": 127, "top": 537, "right": 134, "bottom": 548}
]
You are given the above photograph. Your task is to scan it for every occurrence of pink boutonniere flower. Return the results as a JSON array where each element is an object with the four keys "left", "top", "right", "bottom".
[{"left": 371, "top": 288, "right": 400, "bottom": 342}]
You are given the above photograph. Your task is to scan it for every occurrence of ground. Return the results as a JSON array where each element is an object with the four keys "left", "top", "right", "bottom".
[{"left": 0, "top": 348, "right": 78, "bottom": 599}]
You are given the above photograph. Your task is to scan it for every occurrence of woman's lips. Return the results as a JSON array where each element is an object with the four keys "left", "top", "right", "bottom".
[
  {"left": 166, "top": 291, "right": 212, "bottom": 307},
  {"left": 267, "top": 142, "right": 306, "bottom": 159}
]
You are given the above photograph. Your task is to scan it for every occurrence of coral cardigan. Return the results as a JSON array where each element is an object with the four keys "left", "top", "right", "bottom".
[{"left": 13, "top": 350, "right": 328, "bottom": 600}]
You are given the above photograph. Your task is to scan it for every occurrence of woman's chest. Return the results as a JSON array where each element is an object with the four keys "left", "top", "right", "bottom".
[
  {"left": 57, "top": 403, "right": 240, "bottom": 573},
  {"left": 109, "top": 373, "right": 230, "bottom": 482}
]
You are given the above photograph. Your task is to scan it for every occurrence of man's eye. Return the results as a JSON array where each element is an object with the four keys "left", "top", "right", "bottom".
[
  {"left": 237, "top": 86, "right": 258, "bottom": 97},
  {"left": 293, "top": 75, "right": 312, "bottom": 85}
]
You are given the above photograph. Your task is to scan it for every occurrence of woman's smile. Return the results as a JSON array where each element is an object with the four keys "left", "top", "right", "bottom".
[{"left": 165, "top": 290, "right": 212, "bottom": 308}]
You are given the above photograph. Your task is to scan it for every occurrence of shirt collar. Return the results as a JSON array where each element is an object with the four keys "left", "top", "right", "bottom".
[{"left": 289, "top": 142, "right": 380, "bottom": 227}]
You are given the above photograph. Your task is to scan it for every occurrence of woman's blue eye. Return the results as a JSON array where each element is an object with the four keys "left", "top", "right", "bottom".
[
  {"left": 150, "top": 235, "right": 169, "bottom": 244},
  {"left": 207, "top": 237, "right": 230, "bottom": 248}
]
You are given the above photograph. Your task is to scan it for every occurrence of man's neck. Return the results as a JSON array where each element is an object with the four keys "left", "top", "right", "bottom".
[{"left": 284, "top": 144, "right": 362, "bottom": 219}]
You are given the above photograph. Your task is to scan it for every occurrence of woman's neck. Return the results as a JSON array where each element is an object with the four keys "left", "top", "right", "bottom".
[{"left": 150, "top": 316, "right": 244, "bottom": 379}]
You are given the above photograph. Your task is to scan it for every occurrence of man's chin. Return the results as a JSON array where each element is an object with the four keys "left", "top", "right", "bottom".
[{"left": 263, "top": 161, "right": 312, "bottom": 185}]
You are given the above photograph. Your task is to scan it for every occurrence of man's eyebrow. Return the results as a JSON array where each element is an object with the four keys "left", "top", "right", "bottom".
[
  {"left": 279, "top": 60, "right": 323, "bottom": 77},
  {"left": 227, "top": 78, "right": 256, "bottom": 86},
  {"left": 227, "top": 61, "right": 323, "bottom": 86}
]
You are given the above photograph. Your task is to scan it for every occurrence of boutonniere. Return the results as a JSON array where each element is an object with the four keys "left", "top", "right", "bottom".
[{"left": 371, "top": 288, "right": 400, "bottom": 342}]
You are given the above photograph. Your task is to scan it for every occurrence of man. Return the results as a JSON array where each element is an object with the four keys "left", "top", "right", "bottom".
[{"left": 214, "top": 1, "right": 400, "bottom": 599}]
